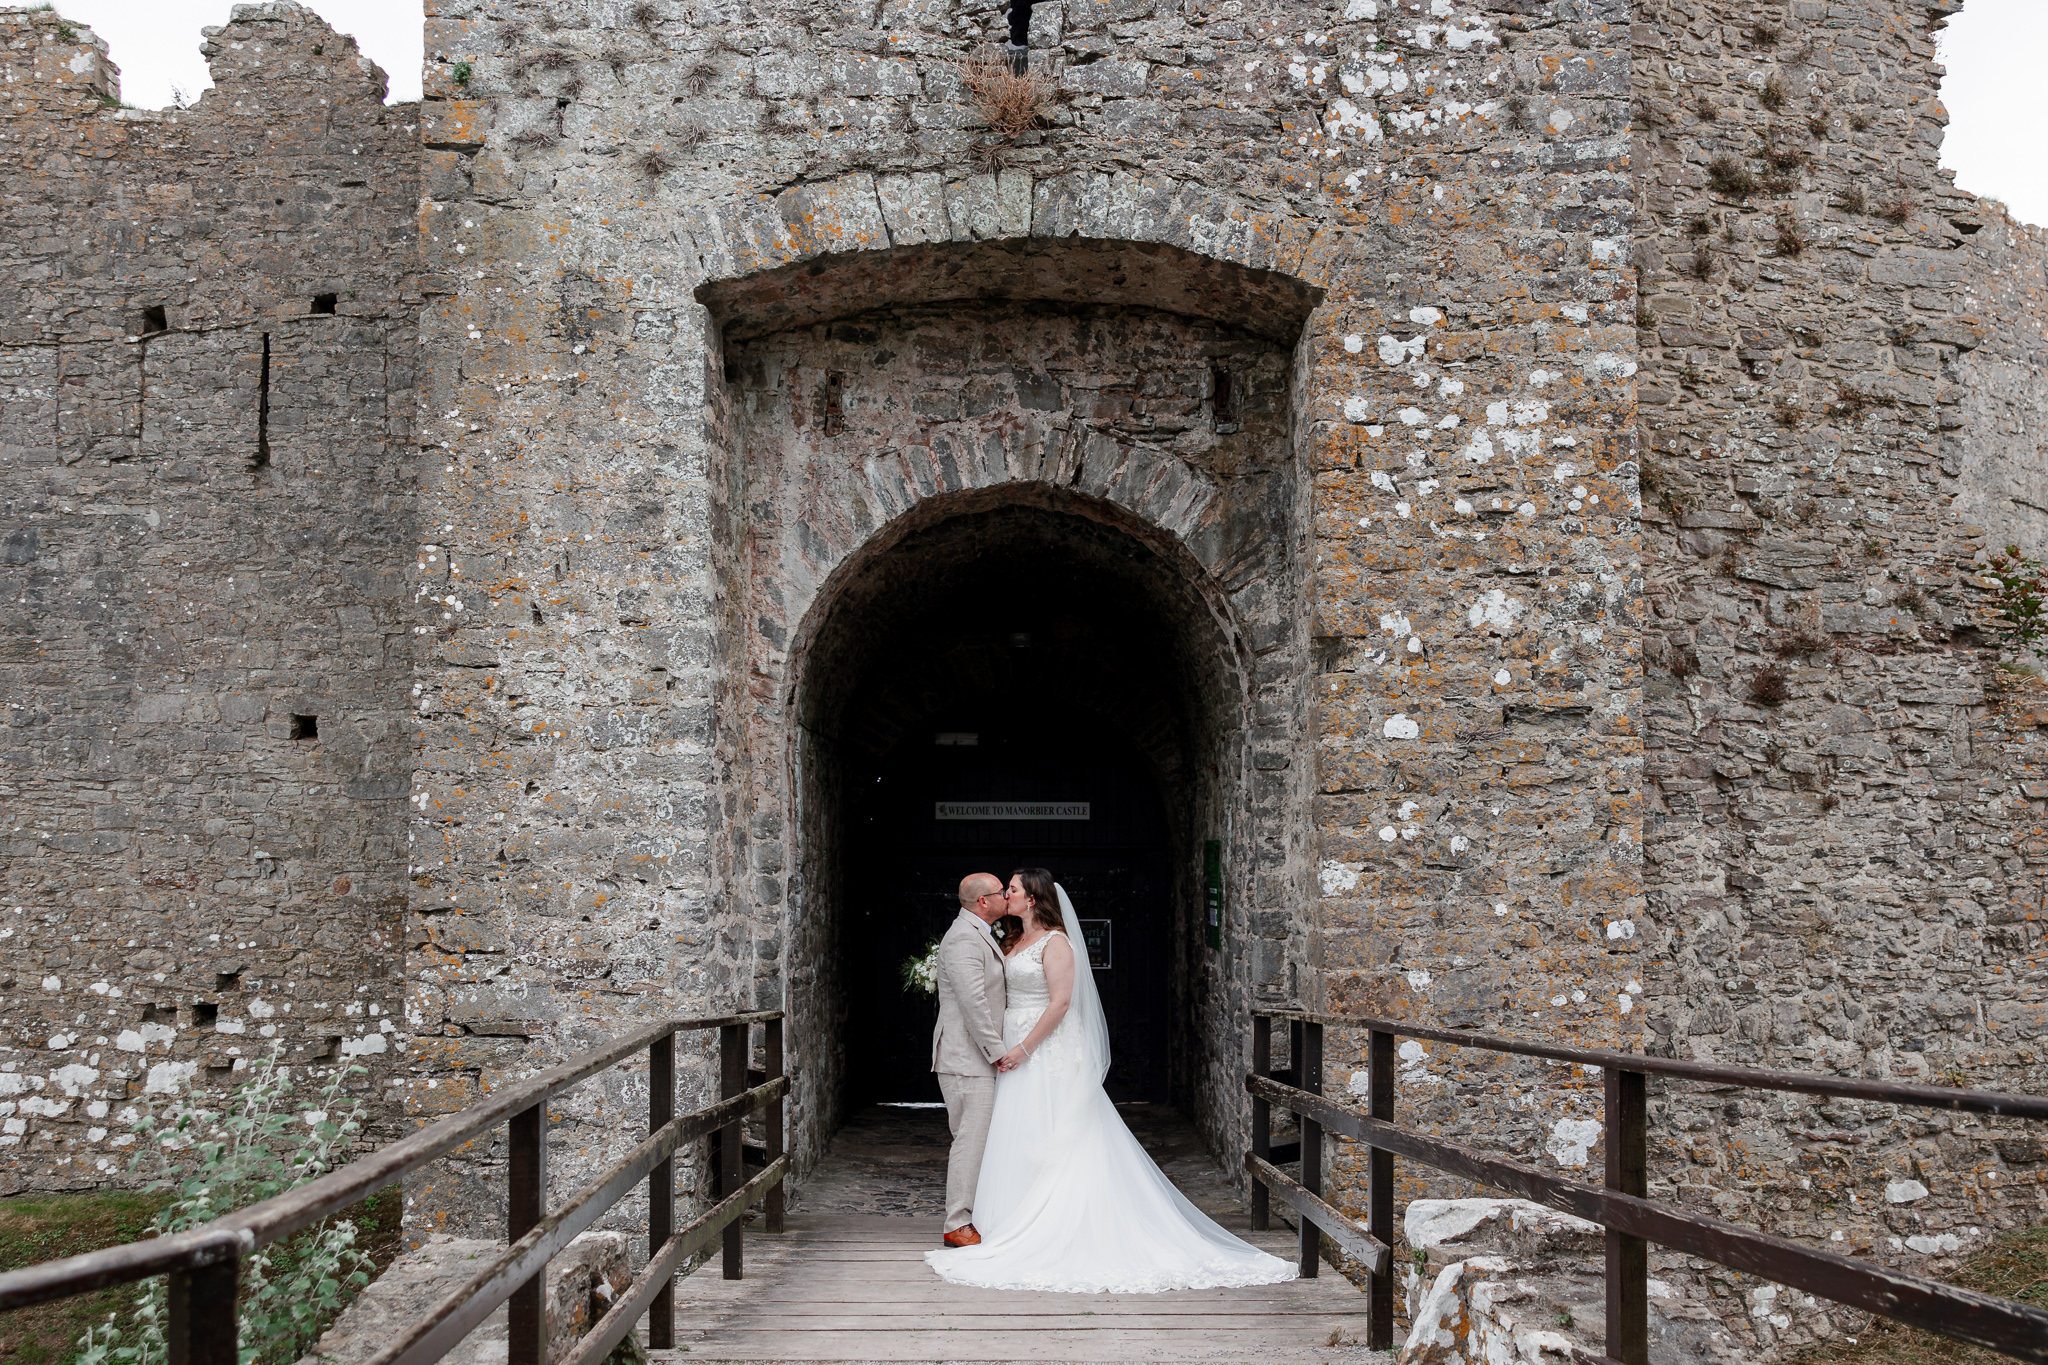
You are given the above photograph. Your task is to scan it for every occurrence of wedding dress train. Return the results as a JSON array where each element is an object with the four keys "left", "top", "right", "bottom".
[{"left": 924, "top": 887, "right": 1296, "bottom": 1294}]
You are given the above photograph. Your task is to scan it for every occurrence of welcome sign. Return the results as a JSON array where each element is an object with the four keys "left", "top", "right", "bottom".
[{"left": 934, "top": 802, "right": 1091, "bottom": 820}]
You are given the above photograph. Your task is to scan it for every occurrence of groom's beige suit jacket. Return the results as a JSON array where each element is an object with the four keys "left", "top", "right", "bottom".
[{"left": 931, "top": 909, "right": 1007, "bottom": 1075}]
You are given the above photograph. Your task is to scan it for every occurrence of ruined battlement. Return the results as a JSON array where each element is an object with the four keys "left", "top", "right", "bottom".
[
  {"left": 0, "top": 1, "right": 420, "bottom": 1183},
  {"left": 1, "top": 0, "right": 2046, "bottom": 1357}
]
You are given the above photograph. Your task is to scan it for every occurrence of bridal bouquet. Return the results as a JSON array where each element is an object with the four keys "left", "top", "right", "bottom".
[{"left": 902, "top": 938, "right": 942, "bottom": 996}]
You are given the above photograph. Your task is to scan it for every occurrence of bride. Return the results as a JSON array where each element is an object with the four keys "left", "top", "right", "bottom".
[{"left": 924, "top": 867, "right": 1297, "bottom": 1293}]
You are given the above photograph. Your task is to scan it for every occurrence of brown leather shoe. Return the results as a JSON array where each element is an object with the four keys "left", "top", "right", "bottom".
[{"left": 942, "top": 1224, "right": 982, "bottom": 1248}]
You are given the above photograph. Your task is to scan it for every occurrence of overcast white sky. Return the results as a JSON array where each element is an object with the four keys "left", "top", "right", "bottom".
[
  {"left": 54, "top": 0, "right": 424, "bottom": 105},
  {"left": 1937, "top": 0, "right": 2048, "bottom": 227},
  {"left": 32, "top": 0, "right": 2048, "bottom": 226}
]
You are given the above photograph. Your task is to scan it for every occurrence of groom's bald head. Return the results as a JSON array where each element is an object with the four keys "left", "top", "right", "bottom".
[{"left": 959, "top": 872, "right": 1003, "bottom": 910}]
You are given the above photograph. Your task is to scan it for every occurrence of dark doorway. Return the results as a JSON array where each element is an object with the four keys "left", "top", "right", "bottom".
[
  {"left": 843, "top": 722, "right": 1172, "bottom": 1106},
  {"left": 805, "top": 498, "right": 1248, "bottom": 1125}
]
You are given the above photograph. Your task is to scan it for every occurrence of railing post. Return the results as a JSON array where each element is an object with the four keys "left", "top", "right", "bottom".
[
  {"left": 1367, "top": 1028, "right": 1395, "bottom": 1352},
  {"left": 720, "top": 1021, "right": 746, "bottom": 1280},
  {"left": 1250, "top": 1014, "right": 1271, "bottom": 1231},
  {"left": 508, "top": 1100, "right": 546, "bottom": 1365},
  {"left": 166, "top": 1256, "right": 238, "bottom": 1365},
  {"left": 765, "top": 1015, "right": 786, "bottom": 1234},
  {"left": 1606, "top": 1066, "right": 1648, "bottom": 1365},
  {"left": 648, "top": 1028, "right": 675, "bottom": 1351},
  {"left": 1298, "top": 1019, "right": 1323, "bottom": 1279}
]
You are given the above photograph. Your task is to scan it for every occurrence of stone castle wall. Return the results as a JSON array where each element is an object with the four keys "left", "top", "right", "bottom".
[
  {"left": 1631, "top": 0, "right": 2048, "bottom": 1354},
  {"left": 0, "top": 4, "right": 419, "bottom": 1189},
  {"left": 0, "top": 0, "right": 2044, "bottom": 1358},
  {"left": 404, "top": 0, "right": 1643, "bottom": 1241}
]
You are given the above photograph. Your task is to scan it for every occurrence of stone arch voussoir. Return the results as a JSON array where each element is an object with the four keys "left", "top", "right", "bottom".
[{"left": 686, "top": 170, "right": 1338, "bottom": 334}]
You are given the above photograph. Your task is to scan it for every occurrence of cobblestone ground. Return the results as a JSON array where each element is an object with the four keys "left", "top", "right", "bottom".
[{"left": 790, "top": 1103, "right": 1254, "bottom": 1226}]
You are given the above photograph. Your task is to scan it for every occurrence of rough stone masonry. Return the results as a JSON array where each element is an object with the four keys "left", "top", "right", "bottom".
[{"left": 0, "top": 0, "right": 2044, "bottom": 1359}]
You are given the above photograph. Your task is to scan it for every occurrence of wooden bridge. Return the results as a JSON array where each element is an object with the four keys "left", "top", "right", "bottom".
[
  {"left": 662, "top": 1104, "right": 1374, "bottom": 1362},
  {"left": 4, "top": 1009, "right": 2048, "bottom": 1365}
]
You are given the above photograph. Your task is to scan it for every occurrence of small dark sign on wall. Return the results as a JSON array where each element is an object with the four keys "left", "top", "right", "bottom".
[{"left": 1079, "top": 919, "right": 1112, "bottom": 969}]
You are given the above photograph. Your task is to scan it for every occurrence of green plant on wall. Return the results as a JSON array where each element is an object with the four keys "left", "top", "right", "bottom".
[
  {"left": 71, "top": 1049, "right": 373, "bottom": 1365},
  {"left": 1985, "top": 546, "right": 2048, "bottom": 660}
]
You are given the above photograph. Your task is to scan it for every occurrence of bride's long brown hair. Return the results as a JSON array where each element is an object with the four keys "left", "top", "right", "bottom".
[{"left": 1012, "top": 867, "right": 1062, "bottom": 932}]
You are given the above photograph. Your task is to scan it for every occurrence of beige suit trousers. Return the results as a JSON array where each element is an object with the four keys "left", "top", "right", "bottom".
[{"left": 937, "top": 1071, "right": 996, "bottom": 1233}]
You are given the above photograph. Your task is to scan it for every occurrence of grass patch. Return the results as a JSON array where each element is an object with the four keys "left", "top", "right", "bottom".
[
  {"left": 1707, "top": 155, "right": 1756, "bottom": 199},
  {"left": 0, "top": 1186, "right": 404, "bottom": 1365},
  {"left": 1796, "top": 1223, "right": 2048, "bottom": 1364},
  {"left": 1, "top": 1192, "right": 169, "bottom": 1365}
]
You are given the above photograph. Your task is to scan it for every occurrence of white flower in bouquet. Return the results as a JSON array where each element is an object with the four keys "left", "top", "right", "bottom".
[{"left": 901, "top": 939, "right": 941, "bottom": 996}]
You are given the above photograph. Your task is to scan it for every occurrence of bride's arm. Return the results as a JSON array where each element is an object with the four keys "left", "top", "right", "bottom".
[{"left": 996, "top": 935, "right": 1075, "bottom": 1072}]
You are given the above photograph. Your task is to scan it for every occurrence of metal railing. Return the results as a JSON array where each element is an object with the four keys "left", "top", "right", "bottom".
[
  {"left": 1245, "top": 1009, "right": 2048, "bottom": 1365},
  {"left": 0, "top": 1011, "right": 788, "bottom": 1365}
]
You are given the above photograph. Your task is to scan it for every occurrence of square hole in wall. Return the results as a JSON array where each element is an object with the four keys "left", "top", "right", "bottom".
[
  {"left": 141, "top": 305, "right": 167, "bottom": 335},
  {"left": 141, "top": 1002, "right": 175, "bottom": 1025},
  {"left": 290, "top": 714, "right": 319, "bottom": 740},
  {"left": 311, "top": 293, "right": 337, "bottom": 315},
  {"left": 194, "top": 1001, "right": 220, "bottom": 1029},
  {"left": 215, "top": 970, "right": 241, "bottom": 992}
]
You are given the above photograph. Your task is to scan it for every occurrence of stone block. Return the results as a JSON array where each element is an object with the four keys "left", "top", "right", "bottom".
[
  {"left": 297, "top": 1231, "right": 630, "bottom": 1365},
  {"left": 1061, "top": 59, "right": 1151, "bottom": 98}
]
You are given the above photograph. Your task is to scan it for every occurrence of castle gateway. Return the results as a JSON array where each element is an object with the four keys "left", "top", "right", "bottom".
[{"left": 2, "top": 0, "right": 2045, "bottom": 1356}]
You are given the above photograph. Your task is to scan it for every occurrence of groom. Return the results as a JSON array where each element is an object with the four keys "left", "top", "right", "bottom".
[{"left": 931, "top": 871, "right": 1009, "bottom": 1248}]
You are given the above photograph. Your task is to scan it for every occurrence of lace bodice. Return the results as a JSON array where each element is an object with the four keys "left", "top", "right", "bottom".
[
  {"left": 1003, "top": 932, "right": 1086, "bottom": 1072},
  {"left": 1003, "top": 932, "right": 1057, "bottom": 1009}
]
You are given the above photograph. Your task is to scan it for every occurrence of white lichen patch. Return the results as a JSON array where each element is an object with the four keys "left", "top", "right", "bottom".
[
  {"left": 1467, "top": 589, "right": 1523, "bottom": 632},
  {"left": 1545, "top": 1117, "right": 1602, "bottom": 1167},
  {"left": 1377, "top": 334, "right": 1426, "bottom": 366},
  {"left": 1319, "top": 860, "right": 1363, "bottom": 895}
]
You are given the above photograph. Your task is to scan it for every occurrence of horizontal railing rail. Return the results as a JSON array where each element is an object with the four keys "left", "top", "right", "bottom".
[
  {"left": 1245, "top": 1009, "right": 2048, "bottom": 1365},
  {"left": 0, "top": 1010, "right": 788, "bottom": 1365}
]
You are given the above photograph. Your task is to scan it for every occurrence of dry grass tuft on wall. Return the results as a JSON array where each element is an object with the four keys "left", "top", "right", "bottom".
[{"left": 954, "top": 48, "right": 1057, "bottom": 151}]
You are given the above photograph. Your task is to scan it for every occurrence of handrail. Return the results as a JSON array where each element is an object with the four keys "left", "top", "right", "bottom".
[
  {"left": 0, "top": 1010, "right": 789, "bottom": 1365},
  {"left": 1243, "top": 1009, "right": 2048, "bottom": 1365},
  {"left": 0, "top": 1010, "right": 784, "bottom": 1309},
  {"left": 363, "top": 1078, "right": 788, "bottom": 1365},
  {"left": 1255, "top": 1008, "right": 2048, "bottom": 1120}
]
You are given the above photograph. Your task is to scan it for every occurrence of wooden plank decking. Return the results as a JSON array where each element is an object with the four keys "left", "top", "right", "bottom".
[
  {"left": 654, "top": 1104, "right": 1385, "bottom": 1364},
  {"left": 662, "top": 1213, "right": 1375, "bottom": 1362}
]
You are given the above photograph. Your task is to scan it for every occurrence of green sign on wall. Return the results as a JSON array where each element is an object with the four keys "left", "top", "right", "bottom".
[{"left": 1203, "top": 839, "right": 1223, "bottom": 950}]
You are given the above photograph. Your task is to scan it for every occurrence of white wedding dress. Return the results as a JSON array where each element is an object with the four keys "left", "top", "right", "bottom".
[{"left": 924, "top": 885, "right": 1296, "bottom": 1293}]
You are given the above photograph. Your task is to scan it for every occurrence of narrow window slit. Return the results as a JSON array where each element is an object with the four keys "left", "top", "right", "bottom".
[
  {"left": 255, "top": 333, "right": 272, "bottom": 469},
  {"left": 823, "top": 372, "right": 846, "bottom": 436}
]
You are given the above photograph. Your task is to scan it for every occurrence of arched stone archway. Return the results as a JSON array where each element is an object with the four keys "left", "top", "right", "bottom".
[
  {"left": 698, "top": 232, "right": 1325, "bottom": 1178},
  {"left": 681, "top": 167, "right": 1347, "bottom": 304}
]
